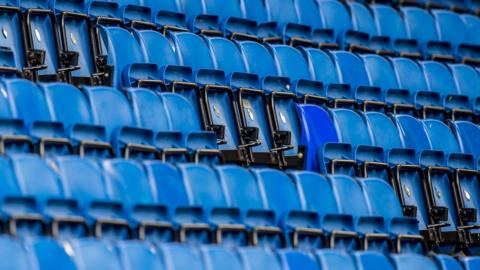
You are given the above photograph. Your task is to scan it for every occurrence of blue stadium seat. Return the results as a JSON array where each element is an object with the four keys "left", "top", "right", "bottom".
[
  {"left": 160, "top": 244, "right": 205, "bottom": 270},
  {"left": 143, "top": 0, "right": 187, "bottom": 31},
  {"left": 289, "top": 171, "right": 359, "bottom": 250},
  {"left": 420, "top": 61, "right": 474, "bottom": 120},
  {"left": 102, "top": 159, "right": 174, "bottom": 244},
  {"left": 55, "top": 156, "right": 131, "bottom": 240},
  {"left": 241, "top": 0, "right": 281, "bottom": 43},
  {"left": 390, "top": 57, "right": 445, "bottom": 119},
  {"left": 28, "top": 237, "right": 76, "bottom": 270},
  {"left": 200, "top": 245, "right": 244, "bottom": 270},
  {"left": 0, "top": 236, "right": 38, "bottom": 269},
  {"left": 315, "top": 250, "right": 356, "bottom": 270},
  {"left": 68, "top": 239, "right": 123, "bottom": 270},
  {"left": 370, "top": 5, "right": 422, "bottom": 59},
  {"left": 361, "top": 111, "right": 404, "bottom": 152},
  {"left": 352, "top": 251, "right": 395, "bottom": 270},
  {"left": 347, "top": 3, "right": 394, "bottom": 56},
  {"left": 461, "top": 14, "right": 480, "bottom": 47},
  {"left": 361, "top": 54, "right": 415, "bottom": 114},
  {"left": 238, "top": 247, "right": 283, "bottom": 270},
  {"left": 83, "top": 86, "right": 157, "bottom": 159},
  {"left": 451, "top": 121, "right": 480, "bottom": 158},
  {"left": 176, "top": 0, "right": 220, "bottom": 35},
  {"left": 116, "top": 241, "right": 165, "bottom": 270},
  {"left": 214, "top": 165, "right": 284, "bottom": 248},
  {"left": 177, "top": 163, "right": 247, "bottom": 247},
  {"left": 330, "top": 51, "right": 385, "bottom": 111},
  {"left": 434, "top": 255, "right": 465, "bottom": 270},
  {"left": 449, "top": 64, "right": 480, "bottom": 114},
  {"left": 401, "top": 7, "right": 454, "bottom": 62},
  {"left": 461, "top": 257, "right": 480, "bottom": 270},
  {"left": 432, "top": 10, "right": 480, "bottom": 66},
  {"left": 40, "top": 82, "right": 112, "bottom": 158},
  {"left": 317, "top": 0, "right": 371, "bottom": 53},
  {"left": 293, "top": 0, "right": 337, "bottom": 47},
  {"left": 251, "top": 168, "right": 325, "bottom": 250},
  {"left": 391, "top": 254, "right": 439, "bottom": 270},
  {"left": 279, "top": 249, "right": 320, "bottom": 270},
  {"left": 143, "top": 161, "right": 211, "bottom": 245}
]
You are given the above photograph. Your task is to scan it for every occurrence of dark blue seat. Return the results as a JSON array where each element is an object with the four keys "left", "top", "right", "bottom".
[
  {"left": 279, "top": 249, "right": 321, "bottom": 270},
  {"left": 401, "top": 7, "right": 454, "bottom": 62},
  {"left": 370, "top": 5, "right": 421, "bottom": 58},
  {"left": 68, "top": 239, "right": 123, "bottom": 270},
  {"left": 449, "top": 64, "right": 480, "bottom": 114},
  {"left": 116, "top": 241, "right": 165, "bottom": 270}
]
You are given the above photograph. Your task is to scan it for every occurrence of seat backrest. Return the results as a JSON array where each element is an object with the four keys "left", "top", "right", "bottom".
[
  {"left": 290, "top": 171, "right": 339, "bottom": 215},
  {"left": 41, "top": 83, "right": 94, "bottom": 127},
  {"left": 84, "top": 86, "right": 138, "bottom": 136},
  {"left": 0, "top": 155, "right": 21, "bottom": 199},
  {"left": 460, "top": 257, "right": 480, "bottom": 270},
  {"left": 361, "top": 54, "right": 400, "bottom": 92},
  {"left": 143, "top": 0, "right": 179, "bottom": 13},
  {"left": 348, "top": 3, "right": 377, "bottom": 36},
  {"left": 461, "top": 14, "right": 480, "bottom": 46},
  {"left": 242, "top": 0, "right": 269, "bottom": 23},
  {"left": 315, "top": 250, "right": 356, "bottom": 270},
  {"left": 390, "top": 57, "right": 429, "bottom": 94},
  {"left": 331, "top": 51, "right": 370, "bottom": 89},
  {"left": 393, "top": 114, "right": 432, "bottom": 152},
  {"left": 214, "top": 165, "right": 265, "bottom": 211},
  {"left": 328, "top": 175, "right": 370, "bottom": 216},
  {"left": 159, "top": 92, "right": 203, "bottom": 133},
  {"left": 127, "top": 88, "right": 172, "bottom": 132},
  {"left": 362, "top": 112, "right": 403, "bottom": 151},
  {"left": 300, "top": 48, "right": 340, "bottom": 85},
  {"left": 317, "top": 0, "right": 352, "bottom": 39},
  {"left": 0, "top": 5, "right": 25, "bottom": 71},
  {"left": 359, "top": 178, "right": 405, "bottom": 218},
  {"left": 294, "top": 0, "right": 323, "bottom": 29},
  {"left": 29, "top": 238, "right": 76, "bottom": 270},
  {"left": 102, "top": 159, "right": 156, "bottom": 207},
  {"left": 420, "top": 61, "right": 458, "bottom": 96},
  {"left": 433, "top": 255, "right": 464, "bottom": 270},
  {"left": 200, "top": 246, "right": 244, "bottom": 270},
  {"left": 432, "top": 10, "right": 467, "bottom": 47},
  {"left": 371, "top": 5, "right": 407, "bottom": 40},
  {"left": 160, "top": 244, "right": 205, "bottom": 270},
  {"left": 280, "top": 250, "right": 321, "bottom": 270},
  {"left": 352, "top": 251, "right": 395, "bottom": 270},
  {"left": 264, "top": 0, "right": 299, "bottom": 26},
  {"left": 206, "top": 37, "right": 248, "bottom": 74},
  {"left": 423, "top": 119, "right": 461, "bottom": 155},
  {"left": 451, "top": 121, "right": 480, "bottom": 157},
  {"left": 449, "top": 64, "right": 480, "bottom": 98},
  {"left": 401, "top": 7, "right": 439, "bottom": 44},
  {"left": 170, "top": 32, "right": 215, "bottom": 71},
  {"left": 391, "top": 254, "right": 439, "bottom": 270},
  {"left": 269, "top": 44, "right": 311, "bottom": 82},
  {"left": 237, "top": 40, "right": 278, "bottom": 78},
  {"left": 238, "top": 248, "right": 283, "bottom": 270},
  {"left": 116, "top": 241, "right": 164, "bottom": 270},
  {"left": 0, "top": 236, "right": 38, "bottom": 270},
  {"left": 204, "top": 0, "right": 243, "bottom": 18},
  {"left": 69, "top": 239, "right": 123, "bottom": 270},
  {"left": 330, "top": 109, "right": 373, "bottom": 147},
  {"left": 134, "top": 29, "right": 179, "bottom": 68}
]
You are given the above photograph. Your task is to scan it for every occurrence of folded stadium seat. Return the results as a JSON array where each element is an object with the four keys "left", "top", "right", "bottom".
[
  {"left": 390, "top": 57, "right": 446, "bottom": 119},
  {"left": 361, "top": 54, "right": 417, "bottom": 115},
  {"left": 97, "top": 25, "right": 164, "bottom": 89},
  {"left": 214, "top": 165, "right": 285, "bottom": 248},
  {"left": 420, "top": 61, "right": 474, "bottom": 120},
  {"left": 432, "top": 10, "right": 480, "bottom": 66},
  {"left": 279, "top": 249, "right": 321, "bottom": 270},
  {"left": 401, "top": 7, "right": 455, "bottom": 62},
  {"left": 298, "top": 47, "right": 355, "bottom": 106},
  {"left": 142, "top": 0, "right": 188, "bottom": 32},
  {"left": 101, "top": 159, "right": 175, "bottom": 244},
  {"left": 54, "top": 156, "right": 132, "bottom": 240},
  {"left": 328, "top": 175, "right": 400, "bottom": 253},
  {"left": 83, "top": 86, "right": 159, "bottom": 159},
  {"left": 317, "top": 0, "right": 372, "bottom": 53},
  {"left": 117, "top": 1, "right": 155, "bottom": 28},
  {"left": 290, "top": 171, "right": 372, "bottom": 251},
  {"left": 347, "top": 3, "right": 395, "bottom": 56},
  {"left": 28, "top": 237, "right": 77, "bottom": 270},
  {"left": 67, "top": 239, "right": 123, "bottom": 270},
  {"left": 49, "top": 0, "right": 109, "bottom": 86},
  {"left": 331, "top": 51, "right": 387, "bottom": 111},
  {"left": 370, "top": 5, "right": 423, "bottom": 59},
  {"left": 238, "top": 247, "right": 283, "bottom": 270},
  {"left": 19, "top": 0, "right": 80, "bottom": 82},
  {"left": 143, "top": 161, "right": 214, "bottom": 245},
  {"left": 241, "top": 0, "right": 283, "bottom": 43},
  {"left": 352, "top": 251, "right": 396, "bottom": 270},
  {"left": 116, "top": 241, "right": 165, "bottom": 270},
  {"left": 449, "top": 64, "right": 480, "bottom": 116},
  {"left": 252, "top": 168, "right": 342, "bottom": 250},
  {"left": 391, "top": 254, "right": 440, "bottom": 270},
  {"left": 434, "top": 254, "right": 465, "bottom": 270},
  {"left": 176, "top": 0, "right": 220, "bottom": 36},
  {"left": 200, "top": 246, "right": 244, "bottom": 270},
  {"left": 2, "top": 79, "right": 74, "bottom": 156},
  {"left": 0, "top": 236, "right": 39, "bottom": 269},
  {"left": 359, "top": 178, "right": 426, "bottom": 253},
  {"left": 160, "top": 244, "right": 205, "bottom": 270},
  {"left": 460, "top": 256, "right": 480, "bottom": 270},
  {"left": 315, "top": 250, "right": 357, "bottom": 270},
  {"left": 394, "top": 115, "right": 466, "bottom": 253},
  {"left": 176, "top": 163, "right": 249, "bottom": 246},
  {"left": 40, "top": 83, "right": 112, "bottom": 158}
]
